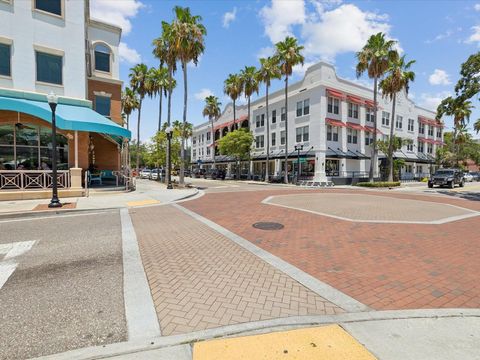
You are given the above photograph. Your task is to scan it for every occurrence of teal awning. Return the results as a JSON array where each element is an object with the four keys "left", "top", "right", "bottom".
[{"left": 0, "top": 96, "right": 131, "bottom": 139}]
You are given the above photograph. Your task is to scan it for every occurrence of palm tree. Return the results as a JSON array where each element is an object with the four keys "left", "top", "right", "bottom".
[
  {"left": 274, "top": 36, "right": 304, "bottom": 183},
  {"left": 172, "top": 6, "right": 206, "bottom": 185},
  {"left": 202, "top": 95, "right": 222, "bottom": 168},
  {"left": 129, "top": 63, "right": 149, "bottom": 173},
  {"left": 257, "top": 57, "right": 281, "bottom": 182},
  {"left": 379, "top": 54, "right": 415, "bottom": 182},
  {"left": 356, "top": 32, "right": 397, "bottom": 182},
  {"left": 437, "top": 97, "right": 473, "bottom": 166},
  {"left": 121, "top": 87, "right": 139, "bottom": 131},
  {"left": 474, "top": 118, "right": 480, "bottom": 134},
  {"left": 224, "top": 73, "right": 242, "bottom": 130},
  {"left": 145, "top": 66, "right": 169, "bottom": 133},
  {"left": 239, "top": 66, "right": 260, "bottom": 126}
]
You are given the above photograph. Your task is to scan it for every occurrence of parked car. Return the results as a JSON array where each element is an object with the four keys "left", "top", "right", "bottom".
[
  {"left": 204, "top": 169, "right": 226, "bottom": 180},
  {"left": 428, "top": 169, "right": 464, "bottom": 188},
  {"left": 183, "top": 169, "right": 191, "bottom": 177},
  {"left": 150, "top": 168, "right": 165, "bottom": 180},
  {"left": 139, "top": 169, "right": 152, "bottom": 179},
  {"left": 193, "top": 168, "right": 206, "bottom": 178},
  {"left": 463, "top": 172, "right": 474, "bottom": 182},
  {"left": 471, "top": 171, "right": 480, "bottom": 181}
]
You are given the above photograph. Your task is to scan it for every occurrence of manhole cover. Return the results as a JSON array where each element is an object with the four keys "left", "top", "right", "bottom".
[{"left": 252, "top": 222, "right": 284, "bottom": 230}]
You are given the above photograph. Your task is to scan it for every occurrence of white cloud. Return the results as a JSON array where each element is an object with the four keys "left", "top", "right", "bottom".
[
  {"left": 90, "top": 0, "right": 143, "bottom": 35},
  {"left": 119, "top": 42, "right": 141, "bottom": 64},
  {"left": 222, "top": 7, "right": 237, "bottom": 28},
  {"left": 474, "top": 3, "right": 480, "bottom": 11},
  {"left": 292, "top": 61, "right": 316, "bottom": 77},
  {"left": 194, "top": 88, "right": 214, "bottom": 101},
  {"left": 428, "top": 69, "right": 451, "bottom": 85},
  {"left": 302, "top": 4, "right": 391, "bottom": 62},
  {"left": 260, "top": 0, "right": 306, "bottom": 43},
  {"left": 419, "top": 91, "right": 451, "bottom": 111},
  {"left": 256, "top": 46, "right": 275, "bottom": 59},
  {"left": 466, "top": 25, "right": 480, "bottom": 45},
  {"left": 425, "top": 30, "right": 453, "bottom": 44}
]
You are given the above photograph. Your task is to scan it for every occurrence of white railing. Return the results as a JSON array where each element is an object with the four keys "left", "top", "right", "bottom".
[{"left": 0, "top": 170, "right": 71, "bottom": 191}]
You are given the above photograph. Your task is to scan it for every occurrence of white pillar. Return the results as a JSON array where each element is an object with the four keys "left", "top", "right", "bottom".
[
  {"left": 227, "top": 163, "right": 232, "bottom": 177},
  {"left": 274, "top": 158, "right": 280, "bottom": 176},
  {"left": 74, "top": 130, "right": 78, "bottom": 168},
  {"left": 313, "top": 151, "right": 327, "bottom": 182}
]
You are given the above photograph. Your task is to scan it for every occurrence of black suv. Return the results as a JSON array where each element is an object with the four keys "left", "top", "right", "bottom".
[
  {"left": 204, "top": 169, "right": 226, "bottom": 180},
  {"left": 428, "top": 169, "right": 464, "bottom": 189}
]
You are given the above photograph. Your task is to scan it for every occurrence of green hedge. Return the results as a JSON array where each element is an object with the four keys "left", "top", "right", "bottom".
[{"left": 355, "top": 181, "right": 401, "bottom": 188}]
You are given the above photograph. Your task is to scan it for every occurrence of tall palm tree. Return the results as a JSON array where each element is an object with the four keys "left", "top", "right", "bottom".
[
  {"left": 121, "top": 87, "right": 139, "bottom": 131},
  {"left": 437, "top": 97, "right": 473, "bottom": 166},
  {"left": 379, "top": 54, "right": 415, "bottom": 182},
  {"left": 274, "top": 36, "right": 304, "bottom": 183},
  {"left": 224, "top": 73, "right": 242, "bottom": 130},
  {"left": 172, "top": 6, "right": 206, "bottom": 185},
  {"left": 239, "top": 66, "right": 260, "bottom": 127},
  {"left": 202, "top": 95, "right": 222, "bottom": 168},
  {"left": 129, "top": 63, "right": 149, "bottom": 173},
  {"left": 145, "top": 66, "right": 169, "bottom": 133},
  {"left": 356, "top": 32, "right": 397, "bottom": 182},
  {"left": 474, "top": 118, "right": 480, "bottom": 134},
  {"left": 257, "top": 57, "right": 281, "bottom": 182}
]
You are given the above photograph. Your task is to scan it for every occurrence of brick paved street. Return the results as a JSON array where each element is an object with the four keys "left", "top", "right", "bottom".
[
  {"left": 130, "top": 205, "right": 343, "bottom": 336},
  {"left": 183, "top": 189, "right": 480, "bottom": 310}
]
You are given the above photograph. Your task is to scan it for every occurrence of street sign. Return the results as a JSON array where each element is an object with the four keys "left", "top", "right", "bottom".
[{"left": 299, "top": 158, "right": 307, "bottom": 163}]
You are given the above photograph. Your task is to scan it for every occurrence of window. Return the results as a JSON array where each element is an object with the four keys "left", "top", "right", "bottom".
[
  {"left": 419, "top": 122, "right": 425, "bottom": 135},
  {"left": 255, "top": 135, "right": 264, "bottom": 148},
  {"left": 381, "top": 111, "right": 390, "bottom": 126},
  {"left": 36, "top": 51, "right": 62, "bottom": 85},
  {"left": 193, "top": 137, "right": 196, "bottom": 145},
  {"left": 418, "top": 141, "right": 424, "bottom": 153},
  {"left": 427, "top": 143, "right": 433, "bottom": 154},
  {"left": 428, "top": 125, "right": 434, "bottom": 136},
  {"left": 35, "top": 0, "right": 62, "bottom": 16},
  {"left": 201, "top": 133, "right": 204, "bottom": 142},
  {"left": 206, "top": 132, "right": 210, "bottom": 141},
  {"left": 436, "top": 128, "right": 442, "bottom": 138},
  {"left": 207, "top": 147, "right": 210, "bottom": 155},
  {"left": 94, "top": 44, "right": 111, "bottom": 73},
  {"left": 271, "top": 132, "right": 276, "bottom": 146},
  {"left": 272, "top": 110, "right": 277, "bottom": 123},
  {"left": 296, "top": 101, "right": 302, "bottom": 117},
  {"left": 366, "top": 108, "right": 374, "bottom": 122},
  {"left": 0, "top": 43, "right": 11, "bottom": 77},
  {"left": 347, "top": 128, "right": 358, "bottom": 144},
  {"left": 327, "top": 97, "right": 339, "bottom": 115},
  {"left": 348, "top": 103, "right": 359, "bottom": 119},
  {"left": 261, "top": 114, "right": 265, "bottom": 127},
  {"left": 281, "top": 107, "right": 286, "bottom": 121},
  {"left": 95, "top": 96, "right": 111, "bottom": 117},
  {"left": 365, "top": 133, "right": 374, "bottom": 146},
  {"left": 296, "top": 99, "right": 309, "bottom": 117},
  {"left": 280, "top": 130, "right": 286, "bottom": 145},
  {"left": 296, "top": 126, "right": 309, "bottom": 142},
  {"left": 327, "top": 125, "right": 338, "bottom": 142},
  {"left": 395, "top": 115, "right": 403, "bottom": 130},
  {"left": 256, "top": 114, "right": 265, "bottom": 127},
  {"left": 406, "top": 142, "right": 413, "bottom": 151},
  {"left": 408, "top": 119, "right": 415, "bottom": 132},
  {"left": 193, "top": 150, "right": 196, "bottom": 158}
]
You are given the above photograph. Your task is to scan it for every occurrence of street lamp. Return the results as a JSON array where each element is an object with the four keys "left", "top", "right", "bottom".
[
  {"left": 47, "top": 92, "right": 62, "bottom": 208},
  {"left": 294, "top": 144, "right": 304, "bottom": 184},
  {"left": 165, "top": 126, "right": 173, "bottom": 190}
]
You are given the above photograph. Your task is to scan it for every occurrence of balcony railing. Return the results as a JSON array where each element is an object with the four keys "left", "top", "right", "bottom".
[{"left": 0, "top": 170, "right": 71, "bottom": 191}]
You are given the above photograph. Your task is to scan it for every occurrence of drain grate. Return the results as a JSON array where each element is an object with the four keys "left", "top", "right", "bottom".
[{"left": 252, "top": 222, "right": 284, "bottom": 230}]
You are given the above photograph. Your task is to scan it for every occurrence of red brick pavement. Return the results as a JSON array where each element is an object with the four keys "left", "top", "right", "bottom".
[{"left": 183, "top": 189, "right": 480, "bottom": 310}]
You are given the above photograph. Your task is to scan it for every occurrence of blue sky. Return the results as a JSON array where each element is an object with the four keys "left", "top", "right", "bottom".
[{"left": 91, "top": 0, "right": 480, "bottom": 142}]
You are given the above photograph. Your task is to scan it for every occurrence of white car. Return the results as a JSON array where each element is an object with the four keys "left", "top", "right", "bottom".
[
  {"left": 139, "top": 169, "right": 152, "bottom": 179},
  {"left": 463, "top": 173, "right": 474, "bottom": 182}
]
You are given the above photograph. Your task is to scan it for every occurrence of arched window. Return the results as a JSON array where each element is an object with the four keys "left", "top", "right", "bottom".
[{"left": 94, "top": 43, "right": 111, "bottom": 73}]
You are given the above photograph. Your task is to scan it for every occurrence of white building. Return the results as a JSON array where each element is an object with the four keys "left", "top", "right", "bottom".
[{"left": 191, "top": 62, "right": 442, "bottom": 183}]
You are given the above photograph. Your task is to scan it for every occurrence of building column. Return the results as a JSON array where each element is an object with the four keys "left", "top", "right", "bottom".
[
  {"left": 339, "top": 158, "right": 347, "bottom": 177},
  {"left": 249, "top": 160, "right": 254, "bottom": 179},
  {"left": 227, "top": 163, "right": 232, "bottom": 177},
  {"left": 313, "top": 151, "right": 327, "bottom": 182},
  {"left": 74, "top": 130, "right": 79, "bottom": 168},
  {"left": 274, "top": 158, "right": 280, "bottom": 176}
]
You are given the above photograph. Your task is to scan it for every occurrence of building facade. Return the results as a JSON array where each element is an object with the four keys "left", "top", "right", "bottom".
[
  {"left": 0, "top": 0, "right": 129, "bottom": 199},
  {"left": 192, "top": 62, "right": 442, "bottom": 183}
]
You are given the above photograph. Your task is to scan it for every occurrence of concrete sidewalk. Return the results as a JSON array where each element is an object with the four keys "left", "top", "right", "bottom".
[{"left": 0, "top": 179, "right": 199, "bottom": 216}]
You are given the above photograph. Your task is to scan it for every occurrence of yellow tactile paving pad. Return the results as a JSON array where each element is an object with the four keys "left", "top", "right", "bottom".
[
  {"left": 126, "top": 199, "right": 160, "bottom": 207},
  {"left": 193, "top": 324, "right": 377, "bottom": 360}
]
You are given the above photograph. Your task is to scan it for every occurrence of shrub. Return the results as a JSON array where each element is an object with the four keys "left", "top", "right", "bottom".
[{"left": 355, "top": 181, "right": 401, "bottom": 188}]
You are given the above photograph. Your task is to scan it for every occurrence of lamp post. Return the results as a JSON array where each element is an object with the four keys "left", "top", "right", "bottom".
[
  {"left": 294, "top": 144, "right": 303, "bottom": 184},
  {"left": 165, "top": 126, "right": 173, "bottom": 189},
  {"left": 47, "top": 92, "right": 62, "bottom": 208}
]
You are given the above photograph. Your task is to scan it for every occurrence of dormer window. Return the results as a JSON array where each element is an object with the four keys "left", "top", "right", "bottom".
[{"left": 94, "top": 44, "right": 111, "bottom": 73}]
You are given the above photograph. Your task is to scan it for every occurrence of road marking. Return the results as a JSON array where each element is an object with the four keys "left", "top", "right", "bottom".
[
  {"left": 193, "top": 324, "right": 377, "bottom": 360},
  {"left": 126, "top": 199, "right": 160, "bottom": 207},
  {"left": 120, "top": 208, "right": 162, "bottom": 340},
  {"left": 0, "top": 240, "right": 36, "bottom": 290}
]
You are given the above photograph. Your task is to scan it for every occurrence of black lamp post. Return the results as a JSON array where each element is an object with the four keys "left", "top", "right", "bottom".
[
  {"left": 47, "top": 92, "right": 62, "bottom": 208},
  {"left": 294, "top": 144, "right": 303, "bottom": 184},
  {"left": 165, "top": 126, "right": 173, "bottom": 189}
]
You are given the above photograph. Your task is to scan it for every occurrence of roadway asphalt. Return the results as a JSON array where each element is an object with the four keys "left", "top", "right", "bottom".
[{"left": 0, "top": 210, "right": 126, "bottom": 360}]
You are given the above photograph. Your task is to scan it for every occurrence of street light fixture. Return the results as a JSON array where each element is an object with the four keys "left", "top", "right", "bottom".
[
  {"left": 294, "top": 144, "right": 304, "bottom": 184},
  {"left": 47, "top": 92, "right": 62, "bottom": 208},
  {"left": 165, "top": 126, "right": 173, "bottom": 190}
]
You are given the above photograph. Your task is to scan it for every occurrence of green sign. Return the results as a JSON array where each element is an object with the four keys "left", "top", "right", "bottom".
[{"left": 299, "top": 158, "right": 307, "bottom": 163}]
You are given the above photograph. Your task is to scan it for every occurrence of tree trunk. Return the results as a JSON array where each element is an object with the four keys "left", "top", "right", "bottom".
[
  {"left": 158, "top": 87, "right": 163, "bottom": 133},
  {"left": 388, "top": 93, "right": 397, "bottom": 182},
  {"left": 126, "top": 114, "right": 130, "bottom": 130},
  {"left": 166, "top": 68, "right": 173, "bottom": 184},
  {"left": 136, "top": 99, "right": 142, "bottom": 174},
  {"left": 233, "top": 99, "right": 236, "bottom": 130},
  {"left": 369, "top": 76, "right": 378, "bottom": 182},
  {"left": 126, "top": 114, "right": 130, "bottom": 170},
  {"left": 265, "top": 83, "right": 270, "bottom": 183},
  {"left": 179, "top": 61, "right": 187, "bottom": 185},
  {"left": 284, "top": 75, "right": 289, "bottom": 184},
  {"left": 248, "top": 96, "right": 251, "bottom": 179}
]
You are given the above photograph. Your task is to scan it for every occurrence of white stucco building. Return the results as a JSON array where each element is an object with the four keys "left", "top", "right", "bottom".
[{"left": 191, "top": 62, "right": 442, "bottom": 183}]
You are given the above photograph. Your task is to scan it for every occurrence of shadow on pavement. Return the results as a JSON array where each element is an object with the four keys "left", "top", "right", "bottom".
[{"left": 436, "top": 190, "right": 480, "bottom": 201}]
